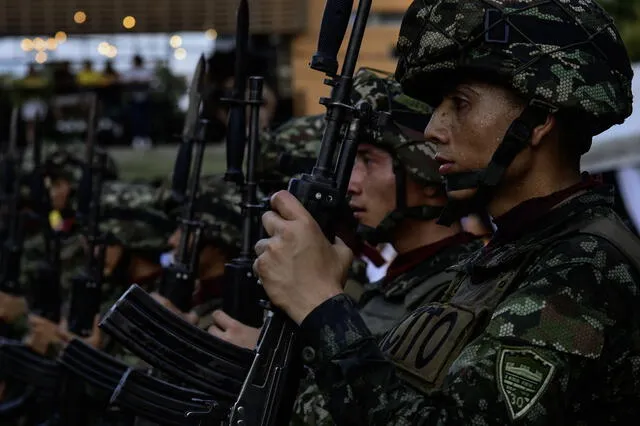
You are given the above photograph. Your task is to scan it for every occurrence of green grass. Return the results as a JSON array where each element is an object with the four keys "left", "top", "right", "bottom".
[{"left": 108, "top": 143, "right": 228, "bottom": 181}]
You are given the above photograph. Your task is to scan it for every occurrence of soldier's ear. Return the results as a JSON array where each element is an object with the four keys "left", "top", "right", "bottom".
[{"left": 530, "top": 114, "right": 556, "bottom": 148}]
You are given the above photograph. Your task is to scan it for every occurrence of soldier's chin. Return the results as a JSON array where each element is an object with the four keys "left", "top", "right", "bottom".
[{"left": 446, "top": 188, "right": 478, "bottom": 200}]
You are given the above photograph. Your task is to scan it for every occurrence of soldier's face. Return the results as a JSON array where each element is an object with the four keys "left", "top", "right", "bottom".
[
  {"left": 48, "top": 178, "right": 71, "bottom": 211},
  {"left": 348, "top": 144, "right": 396, "bottom": 228},
  {"left": 424, "top": 81, "right": 525, "bottom": 200}
]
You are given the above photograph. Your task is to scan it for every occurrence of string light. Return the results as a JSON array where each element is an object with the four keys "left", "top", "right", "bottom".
[
  {"left": 174, "top": 48, "right": 187, "bottom": 60},
  {"left": 55, "top": 31, "right": 68, "bottom": 43},
  {"left": 123, "top": 16, "right": 136, "bottom": 30},
  {"left": 20, "top": 39, "right": 34, "bottom": 52},
  {"left": 169, "top": 35, "right": 182, "bottom": 48},
  {"left": 35, "top": 51, "right": 48, "bottom": 64},
  {"left": 74, "top": 11, "right": 87, "bottom": 24},
  {"left": 205, "top": 29, "right": 218, "bottom": 40}
]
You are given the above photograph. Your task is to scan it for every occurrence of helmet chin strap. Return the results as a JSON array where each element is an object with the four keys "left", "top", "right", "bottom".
[
  {"left": 437, "top": 99, "right": 554, "bottom": 226},
  {"left": 357, "top": 161, "right": 444, "bottom": 245}
]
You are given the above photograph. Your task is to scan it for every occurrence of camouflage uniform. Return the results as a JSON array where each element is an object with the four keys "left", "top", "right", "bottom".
[
  {"left": 291, "top": 68, "right": 484, "bottom": 425},
  {"left": 292, "top": 1, "right": 640, "bottom": 425}
]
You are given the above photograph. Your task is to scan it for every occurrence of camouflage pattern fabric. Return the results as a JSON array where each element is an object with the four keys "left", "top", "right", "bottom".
[
  {"left": 101, "top": 181, "right": 168, "bottom": 212},
  {"left": 194, "top": 174, "right": 249, "bottom": 250},
  {"left": 395, "top": 0, "right": 633, "bottom": 136},
  {"left": 291, "top": 235, "right": 482, "bottom": 426},
  {"left": 257, "top": 114, "right": 324, "bottom": 192},
  {"left": 258, "top": 69, "right": 439, "bottom": 190},
  {"left": 24, "top": 142, "right": 119, "bottom": 182},
  {"left": 350, "top": 68, "right": 439, "bottom": 186},
  {"left": 295, "top": 185, "right": 640, "bottom": 425}
]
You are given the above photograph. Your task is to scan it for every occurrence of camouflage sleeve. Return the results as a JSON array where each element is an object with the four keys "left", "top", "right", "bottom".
[{"left": 300, "top": 256, "right": 635, "bottom": 425}]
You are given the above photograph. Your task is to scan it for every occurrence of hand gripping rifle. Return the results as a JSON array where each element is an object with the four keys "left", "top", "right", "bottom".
[
  {"left": 222, "top": 0, "right": 264, "bottom": 328},
  {"left": 99, "top": 55, "right": 253, "bottom": 407},
  {"left": 226, "top": 0, "right": 374, "bottom": 424}
]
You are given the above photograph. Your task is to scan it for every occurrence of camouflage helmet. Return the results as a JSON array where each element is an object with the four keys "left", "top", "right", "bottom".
[
  {"left": 99, "top": 207, "right": 173, "bottom": 253},
  {"left": 42, "top": 145, "right": 119, "bottom": 184},
  {"left": 351, "top": 67, "right": 439, "bottom": 185},
  {"left": 258, "top": 69, "right": 439, "bottom": 189},
  {"left": 191, "top": 174, "right": 248, "bottom": 251},
  {"left": 395, "top": 0, "right": 633, "bottom": 136},
  {"left": 101, "top": 181, "right": 167, "bottom": 211},
  {"left": 257, "top": 115, "right": 324, "bottom": 190}
]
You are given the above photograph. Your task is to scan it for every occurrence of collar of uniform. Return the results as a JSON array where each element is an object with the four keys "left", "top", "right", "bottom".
[
  {"left": 458, "top": 183, "right": 616, "bottom": 281},
  {"left": 489, "top": 173, "right": 602, "bottom": 245},
  {"left": 382, "top": 232, "right": 478, "bottom": 287}
]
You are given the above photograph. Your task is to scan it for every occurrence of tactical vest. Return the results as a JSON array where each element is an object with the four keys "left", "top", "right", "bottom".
[
  {"left": 359, "top": 265, "right": 457, "bottom": 337},
  {"left": 378, "top": 216, "right": 640, "bottom": 392}
]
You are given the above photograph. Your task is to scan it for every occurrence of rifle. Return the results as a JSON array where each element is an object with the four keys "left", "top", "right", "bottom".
[
  {"left": 57, "top": 92, "right": 111, "bottom": 426},
  {"left": 158, "top": 53, "right": 208, "bottom": 312},
  {"left": 227, "top": 0, "right": 374, "bottom": 424},
  {"left": 99, "top": 55, "right": 253, "bottom": 401},
  {"left": 56, "top": 79, "right": 237, "bottom": 424},
  {"left": 222, "top": 0, "right": 264, "bottom": 327},
  {"left": 0, "top": 107, "right": 26, "bottom": 338},
  {"left": 0, "top": 114, "right": 62, "bottom": 423}
]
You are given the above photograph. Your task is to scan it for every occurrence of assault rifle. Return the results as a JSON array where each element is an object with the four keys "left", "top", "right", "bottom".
[
  {"left": 227, "top": 0, "right": 375, "bottom": 424},
  {"left": 56, "top": 92, "right": 111, "bottom": 426},
  {"left": 101, "top": 0, "right": 375, "bottom": 423},
  {"left": 98, "top": 53, "right": 253, "bottom": 410},
  {"left": 97, "top": 1, "right": 261, "bottom": 404},
  {"left": 55, "top": 74, "right": 230, "bottom": 425}
]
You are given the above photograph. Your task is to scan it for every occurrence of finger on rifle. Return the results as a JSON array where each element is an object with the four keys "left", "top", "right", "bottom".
[
  {"left": 270, "top": 190, "right": 309, "bottom": 221},
  {"left": 207, "top": 323, "right": 225, "bottom": 339},
  {"left": 211, "top": 309, "right": 236, "bottom": 331},
  {"left": 254, "top": 238, "right": 270, "bottom": 257},
  {"left": 262, "top": 209, "right": 287, "bottom": 237}
]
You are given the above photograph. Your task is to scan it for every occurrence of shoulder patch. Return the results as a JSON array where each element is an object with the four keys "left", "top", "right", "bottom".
[{"left": 497, "top": 347, "right": 556, "bottom": 421}]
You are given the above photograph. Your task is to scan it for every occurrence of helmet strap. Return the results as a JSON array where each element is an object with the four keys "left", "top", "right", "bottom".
[{"left": 438, "top": 99, "right": 553, "bottom": 226}]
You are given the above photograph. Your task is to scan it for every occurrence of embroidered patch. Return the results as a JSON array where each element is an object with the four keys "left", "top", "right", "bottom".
[{"left": 497, "top": 347, "right": 556, "bottom": 421}]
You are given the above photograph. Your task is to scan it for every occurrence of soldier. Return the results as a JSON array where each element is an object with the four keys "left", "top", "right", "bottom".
[
  {"left": 211, "top": 68, "right": 482, "bottom": 347},
  {"left": 290, "top": 68, "right": 484, "bottom": 425},
  {"left": 151, "top": 174, "right": 246, "bottom": 331},
  {"left": 25, "top": 203, "right": 172, "bottom": 357},
  {"left": 253, "top": 0, "right": 640, "bottom": 424}
]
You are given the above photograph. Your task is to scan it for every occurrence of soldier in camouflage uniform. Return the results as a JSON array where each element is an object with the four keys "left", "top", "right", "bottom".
[
  {"left": 254, "top": 0, "right": 640, "bottom": 424},
  {"left": 24, "top": 183, "right": 172, "bottom": 356},
  {"left": 152, "top": 174, "right": 246, "bottom": 332},
  {"left": 290, "top": 68, "right": 483, "bottom": 425}
]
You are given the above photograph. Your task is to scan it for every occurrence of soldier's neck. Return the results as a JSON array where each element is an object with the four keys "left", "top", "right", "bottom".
[
  {"left": 392, "top": 219, "right": 462, "bottom": 255},
  {"left": 199, "top": 260, "right": 226, "bottom": 282},
  {"left": 129, "top": 257, "right": 162, "bottom": 282}
]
